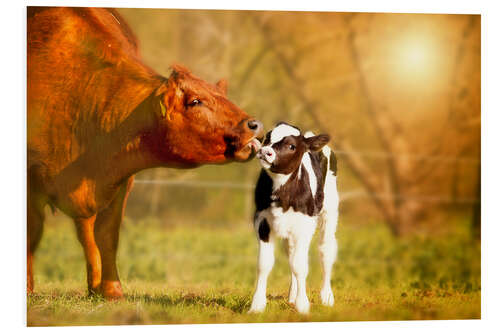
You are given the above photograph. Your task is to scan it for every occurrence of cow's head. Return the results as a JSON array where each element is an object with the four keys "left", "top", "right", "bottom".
[
  {"left": 257, "top": 122, "right": 330, "bottom": 174},
  {"left": 151, "top": 64, "right": 263, "bottom": 166}
]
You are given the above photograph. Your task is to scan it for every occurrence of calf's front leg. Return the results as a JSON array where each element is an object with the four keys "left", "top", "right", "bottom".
[
  {"left": 288, "top": 273, "right": 298, "bottom": 304},
  {"left": 249, "top": 236, "right": 275, "bottom": 313}
]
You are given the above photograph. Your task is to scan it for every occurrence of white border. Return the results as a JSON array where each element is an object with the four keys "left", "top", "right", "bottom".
[{"left": 3, "top": 0, "right": 499, "bottom": 332}]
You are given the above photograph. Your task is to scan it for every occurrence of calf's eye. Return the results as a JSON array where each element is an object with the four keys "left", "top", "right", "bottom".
[{"left": 289, "top": 144, "right": 296, "bottom": 150}]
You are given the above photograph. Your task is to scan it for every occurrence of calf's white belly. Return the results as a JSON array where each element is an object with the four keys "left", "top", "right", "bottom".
[{"left": 262, "top": 205, "right": 318, "bottom": 240}]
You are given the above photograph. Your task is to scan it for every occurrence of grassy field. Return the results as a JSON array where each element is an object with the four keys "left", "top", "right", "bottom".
[{"left": 27, "top": 215, "right": 480, "bottom": 326}]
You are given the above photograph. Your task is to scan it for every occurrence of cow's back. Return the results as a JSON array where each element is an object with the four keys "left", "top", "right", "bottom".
[
  {"left": 27, "top": 7, "right": 140, "bottom": 60},
  {"left": 27, "top": 7, "right": 157, "bottom": 172}
]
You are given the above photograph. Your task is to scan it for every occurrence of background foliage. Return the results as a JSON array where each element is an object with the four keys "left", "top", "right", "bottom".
[{"left": 118, "top": 9, "right": 480, "bottom": 236}]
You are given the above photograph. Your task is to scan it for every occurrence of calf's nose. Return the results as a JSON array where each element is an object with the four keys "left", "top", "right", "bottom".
[{"left": 247, "top": 119, "right": 263, "bottom": 135}]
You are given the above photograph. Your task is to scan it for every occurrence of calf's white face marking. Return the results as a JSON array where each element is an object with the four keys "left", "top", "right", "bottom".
[
  {"left": 270, "top": 123, "right": 300, "bottom": 144},
  {"left": 259, "top": 146, "right": 276, "bottom": 167},
  {"left": 257, "top": 124, "right": 307, "bottom": 176},
  {"left": 258, "top": 123, "right": 300, "bottom": 170}
]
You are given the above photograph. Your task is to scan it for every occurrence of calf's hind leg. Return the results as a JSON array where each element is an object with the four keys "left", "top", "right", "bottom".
[
  {"left": 283, "top": 241, "right": 297, "bottom": 304},
  {"left": 288, "top": 232, "right": 314, "bottom": 314},
  {"left": 318, "top": 210, "right": 338, "bottom": 306}
]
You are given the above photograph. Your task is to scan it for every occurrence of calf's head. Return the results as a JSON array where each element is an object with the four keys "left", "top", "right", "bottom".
[
  {"left": 151, "top": 64, "right": 263, "bottom": 166},
  {"left": 257, "top": 122, "right": 330, "bottom": 174}
]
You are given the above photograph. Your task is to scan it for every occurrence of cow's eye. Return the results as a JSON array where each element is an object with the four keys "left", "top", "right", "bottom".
[
  {"left": 188, "top": 99, "right": 202, "bottom": 107},
  {"left": 289, "top": 144, "right": 296, "bottom": 150}
]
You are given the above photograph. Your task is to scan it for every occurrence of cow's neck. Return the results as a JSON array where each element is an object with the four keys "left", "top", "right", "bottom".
[
  {"left": 95, "top": 75, "right": 166, "bottom": 186},
  {"left": 104, "top": 136, "right": 157, "bottom": 187}
]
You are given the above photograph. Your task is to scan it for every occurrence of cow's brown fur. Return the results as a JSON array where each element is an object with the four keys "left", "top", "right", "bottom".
[{"left": 27, "top": 7, "right": 262, "bottom": 299}]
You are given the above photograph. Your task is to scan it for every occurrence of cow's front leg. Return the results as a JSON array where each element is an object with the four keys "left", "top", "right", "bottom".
[
  {"left": 27, "top": 187, "right": 46, "bottom": 294},
  {"left": 249, "top": 228, "right": 275, "bottom": 313},
  {"left": 75, "top": 215, "right": 102, "bottom": 295},
  {"left": 94, "top": 177, "right": 133, "bottom": 300}
]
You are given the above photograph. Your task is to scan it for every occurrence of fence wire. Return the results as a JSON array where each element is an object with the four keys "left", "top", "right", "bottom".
[
  {"left": 333, "top": 150, "right": 480, "bottom": 164},
  {"left": 133, "top": 180, "right": 479, "bottom": 204},
  {"left": 133, "top": 149, "right": 480, "bottom": 205}
]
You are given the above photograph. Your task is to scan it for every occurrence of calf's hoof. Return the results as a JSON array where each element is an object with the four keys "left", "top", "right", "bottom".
[
  {"left": 294, "top": 298, "right": 310, "bottom": 314},
  {"left": 320, "top": 288, "right": 334, "bottom": 306},
  {"left": 248, "top": 307, "right": 265, "bottom": 314},
  {"left": 288, "top": 291, "right": 297, "bottom": 305},
  {"left": 100, "top": 280, "right": 124, "bottom": 300},
  {"left": 248, "top": 300, "right": 266, "bottom": 313}
]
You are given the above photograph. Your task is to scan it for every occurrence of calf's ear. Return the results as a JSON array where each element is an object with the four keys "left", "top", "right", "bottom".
[
  {"left": 216, "top": 79, "right": 228, "bottom": 96},
  {"left": 305, "top": 134, "right": 330, "bottom": 151}
]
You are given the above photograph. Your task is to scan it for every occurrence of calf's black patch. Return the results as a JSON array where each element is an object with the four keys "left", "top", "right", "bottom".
[
  {"left": 329, "top": 150, "right": 337, "bottom": 176},
  {"left": 254, "top": 170, "right": 273, "bottom": 211},
  {"left": 263, "top": 131, "right": 272, "bottom": 145},
  {"left": 273, "top": 163, "right": 321, "bottom": 216},
  {"left": 254, "top": 150, "right": 332, "bottom": 217},
  {"left": 254, "top": 127, "right": 336, "bottom": 217},
  {"left": 258, "top": 218, "right": 271, "bottom": 242}
]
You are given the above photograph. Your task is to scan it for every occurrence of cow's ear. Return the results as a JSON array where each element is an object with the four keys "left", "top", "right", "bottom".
[
  {"left": 155, "top": 81, "right": 180, "bottom": 120},
  {"left": 155, "top": 81, "right": 169, "bottom": 97},
  {"left": 170, "top": 63, "right": 189, "bottom": 79},
  {"left": 304, "top": 134, "right": 330, "bottom": 152},
  {"left": 216, "top": 79, "right": 228, "bottom": 95}
]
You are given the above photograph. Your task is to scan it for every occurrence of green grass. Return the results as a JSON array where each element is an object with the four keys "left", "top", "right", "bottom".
[{"left": 27, "top": 216, "right": 480, "bottom": 326}]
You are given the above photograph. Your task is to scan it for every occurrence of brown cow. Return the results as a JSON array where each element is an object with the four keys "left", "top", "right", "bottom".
[{"left": 27, "top": 7, "right": 263, "bottom": 299}]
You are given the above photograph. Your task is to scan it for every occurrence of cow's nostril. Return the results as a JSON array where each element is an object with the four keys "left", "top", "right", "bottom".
[
  {"left": 266, "top": 151, "right": 272, "bottom": 157},
  {"left": 247, "top": 119, "right": 262, "bottom": 132}
]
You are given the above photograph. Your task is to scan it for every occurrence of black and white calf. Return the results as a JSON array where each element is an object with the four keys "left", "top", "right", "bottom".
[{"left": 249, "top": 122, "right": 339, "bottom": 314}]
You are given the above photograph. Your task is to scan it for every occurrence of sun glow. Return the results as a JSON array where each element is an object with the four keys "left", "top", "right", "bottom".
[
  {"left": 404, "top": 42, "right": 429, "bottom": 68},
  {"left": 393, "top": 35, "right": 438, "bottom": 81}
]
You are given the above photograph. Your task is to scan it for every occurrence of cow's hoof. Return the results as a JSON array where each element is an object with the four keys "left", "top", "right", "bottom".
[
  {"left": 27, "top": 278, "right": 34, "bottom": 295},
  {"left": 100, "top": 280, "right": 124, "bottom": 300},
  {"left": 88, "top": 287, "right": 101, "bottom": 297}
]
